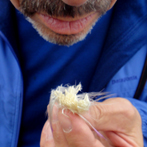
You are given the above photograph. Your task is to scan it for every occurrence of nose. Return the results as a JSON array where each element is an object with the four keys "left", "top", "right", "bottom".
[{"left": 62, "top": 0, "right": 87, "bottom": 6}]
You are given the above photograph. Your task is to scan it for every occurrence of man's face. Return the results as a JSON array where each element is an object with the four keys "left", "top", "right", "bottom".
[{"left": 10, "top": 0, "right": 116, "bottom": 46}]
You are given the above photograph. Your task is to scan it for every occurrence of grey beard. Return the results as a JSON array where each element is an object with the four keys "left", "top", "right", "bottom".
[{"left": 26, "top": 16, "right": 97, "bottom": 46}]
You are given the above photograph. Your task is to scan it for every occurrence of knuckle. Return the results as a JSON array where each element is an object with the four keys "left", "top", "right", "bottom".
[{"left": 117, "top": 98, "right": 137, "bottom": 119}]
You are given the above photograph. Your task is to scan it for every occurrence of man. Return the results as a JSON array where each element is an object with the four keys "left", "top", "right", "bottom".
[{"left": 0, "top": 0, "right": 147, "bottom": 146}]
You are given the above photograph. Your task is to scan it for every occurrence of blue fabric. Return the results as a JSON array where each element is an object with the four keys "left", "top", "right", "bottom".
[
  {"left": 16, "top": 9, "right": 113, "bottom": 146},
  {"left": 105, "top": 45, "right": 147, "bottom": 98},
  {"left": 0, "top": 0, "right": 147, "bottom": 147},
  {"left": 89, "top": 0, "right": 147, "bottom": 91},
  {"left": 0, "top": 31, "right": 23, "bottom": 147}
]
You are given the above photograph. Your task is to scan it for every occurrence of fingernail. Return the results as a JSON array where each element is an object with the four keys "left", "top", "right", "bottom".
[
  {"left": 43, "top": 121, "right": 53, "bottom": 141},
  {"left": 59, "top": 108, "right": 72, "bottom": 133},
  {"left": 52, "top": 104, "right": 59, "bottom": 123}
]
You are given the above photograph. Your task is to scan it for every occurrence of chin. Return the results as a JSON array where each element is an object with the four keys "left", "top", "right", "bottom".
[{"left": 27, "top": 16, "right": 99, "bottom": 46}]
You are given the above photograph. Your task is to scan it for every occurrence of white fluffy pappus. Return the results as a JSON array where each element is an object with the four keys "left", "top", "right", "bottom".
[
  {"left": 47, "top": 83, "right": 111, "bottom": 139},
  {"left": 49, "top": 83, "right": 108, "bottom": 114}
]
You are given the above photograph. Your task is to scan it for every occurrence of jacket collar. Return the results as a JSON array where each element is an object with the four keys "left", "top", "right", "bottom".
[{"left": 89, "top": 0, "right": 147, "bottom": 91}]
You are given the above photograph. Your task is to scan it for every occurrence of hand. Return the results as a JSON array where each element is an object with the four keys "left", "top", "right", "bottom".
[{"left": 40, "top": 98, "right": 143, "bottom": 147}]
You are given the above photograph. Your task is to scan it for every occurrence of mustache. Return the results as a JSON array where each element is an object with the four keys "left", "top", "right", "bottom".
[{"left": 19, "top": 0, "right": 111, "bottom": 17}]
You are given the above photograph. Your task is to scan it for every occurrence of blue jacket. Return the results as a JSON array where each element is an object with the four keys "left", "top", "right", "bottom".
[{"left": 0, "top": 0, "right": 147, "bottom": 147}]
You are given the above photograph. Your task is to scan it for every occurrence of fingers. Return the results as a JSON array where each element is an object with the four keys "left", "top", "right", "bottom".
[
  {"left": 58, "top": 109, "right": 105, "bottom": 147},
  {"left": 42, "top": 103, "right": 101, "bottom": 147},
  {"left": 41, "top": 98, "right": 143, "bottom": 147},
  {"left": 51, "top": 104, "right": 104, "bottom": 147},
  {"left": 40, "top": 108, "right": 69, "bottom": 147}
]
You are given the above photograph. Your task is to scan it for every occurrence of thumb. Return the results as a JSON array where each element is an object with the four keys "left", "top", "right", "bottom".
[
  {"left": 83, "top": 97, "right": 143, "bottom": 146},
  {"left": 86, "top": 98, "right": 140, "bottom": 132}
]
